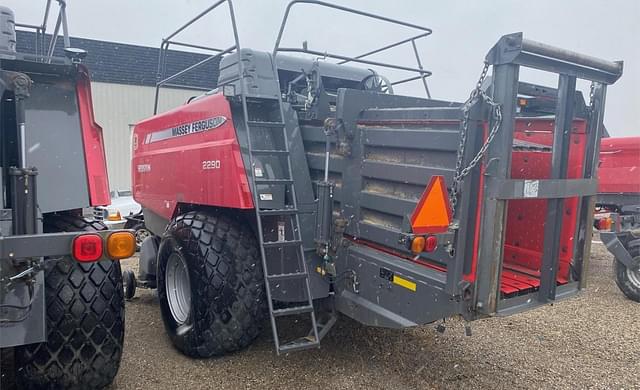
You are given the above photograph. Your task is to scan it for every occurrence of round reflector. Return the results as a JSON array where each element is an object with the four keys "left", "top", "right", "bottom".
[
  {"left": 411, "top": 236, "right": 426, "bottom": 254},
  {"left": 107, "top": 231, "right": 136, "bottom": 260},
  {"left": 424, "top": 235, "right": 438, "bottom": 252},
  {"left": 72, "top": 234, "right": 103, "bottom": 262}
]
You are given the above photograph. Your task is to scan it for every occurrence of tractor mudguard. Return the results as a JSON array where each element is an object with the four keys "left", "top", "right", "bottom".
[
  {"left": 600, "top": 232, "right": 640, "bottom": 269},
  {"left": 138, "top": 236, "right": 159, "bottom": 286}
]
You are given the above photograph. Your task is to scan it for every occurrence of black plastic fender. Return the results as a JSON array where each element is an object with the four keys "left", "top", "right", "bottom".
[
  {"left": 139, "top": 235, "right": 159, "bottom": 287},
  {"left": 601, "top": 231, "right": 640, "bottom": 269}
]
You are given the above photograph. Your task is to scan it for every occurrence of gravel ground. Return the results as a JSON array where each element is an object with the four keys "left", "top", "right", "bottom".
[{"left": 113, "top": 242, "right": 639, "bottom": 390}]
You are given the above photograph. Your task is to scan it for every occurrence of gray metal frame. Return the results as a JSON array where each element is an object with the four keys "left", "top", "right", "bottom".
[
  {"left": 0, "top": 230, "right": 113, "bottom": 260},
  {"left": 153, "top": 0, "right": 241, "bottom": 114},
  {"left": 273, "top": 0, "right": 433, "bottom": 97},
  {"left": 474, "top": 32, "right": 622, "bottom": 314},
  {"left": 14, "top": 0, "right": 70, "bottom": 60}
]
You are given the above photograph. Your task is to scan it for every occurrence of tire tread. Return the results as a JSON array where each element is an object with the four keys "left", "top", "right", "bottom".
[
  {"left": 15, "top": 215, "right": 125, "bottom": 390},
  {"left": 158, "top": 211, "right": 265, "bottom": 358}
]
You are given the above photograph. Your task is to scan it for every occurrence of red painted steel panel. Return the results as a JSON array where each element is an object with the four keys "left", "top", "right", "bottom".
[
  {"left": 501, "top": 269, "right": 540, "bottom": 288},
  {"left": 499, "top": 281, "right": 519, "bottom": 295},
  {"left": 132, "top": 92, "right": 253, "bottom": 220},
  {"left": 598, "top": 136, "right": 640, "bottom": 195},
  {"left": 76, "top": 65, "right": 110, "bottom": 206},
  {"left": 505, "top": 118, "right": 587, "bottom": 283},
  {"left": 463, "top": 118, "right": 584, "bottom": 294}
]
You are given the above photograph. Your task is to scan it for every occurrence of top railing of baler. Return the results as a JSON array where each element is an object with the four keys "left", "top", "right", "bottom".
[
  {"left": 272, "top": 0, "right": 434, "bottom": 98},
  {"left": 153, "top": 0, "right": 241, "bottom": 114}
]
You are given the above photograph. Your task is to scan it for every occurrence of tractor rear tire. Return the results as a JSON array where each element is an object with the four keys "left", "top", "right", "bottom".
[
  {"left": 15, "top": 215, "right": 125, "bottom": 390},
  {"left": 614, "top": 246, "right": 640, "bottom": 302},
  {"left": 157, "top": 211, "right": 266, "bottom": 358}
]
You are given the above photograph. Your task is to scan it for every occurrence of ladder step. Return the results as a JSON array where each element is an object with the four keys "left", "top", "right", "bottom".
[
  {"left": 255, "top": 178, "right": 293, "bottom": 185},
  {"left": 251, "top": 149, "right": 289, "bottom": 155},
  {"left": 272, "top": 305, "right": 313, "bottom": 317},
  {"left": 267, "top": 272, "right": 308, "bottom": 281},
  {"left": 247, "top": 120, "right": 285, "bottom": 128},
  {"left": 263, "top": 239, "right": 302, "bottom": 248},
  {"left": 260, "top": 208, "right": 298, "bottom": 216},
  {"left": 278, "top": 337, "right": 320, "bottom": 354}
]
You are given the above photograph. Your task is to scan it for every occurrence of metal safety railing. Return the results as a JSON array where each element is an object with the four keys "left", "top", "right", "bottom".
[
  {"left": 272, "top": 0, "right": 433, "bottom": 97},
  {"left": 153, "top": 0, "right": 241, "bottom": 114},
  {"left": 154, "top": 0, "right": 437, "bottom": 113},
  {"left": 14, "top": 0, "right": 70, "bottom": 60},
  {"left": 465, "top": 33, "right": 623, "bottom": 314}
]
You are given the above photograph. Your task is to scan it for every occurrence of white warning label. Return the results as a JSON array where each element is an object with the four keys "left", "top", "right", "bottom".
[{"left": 523, "top": 180, "right": 539, "bottom": 198}]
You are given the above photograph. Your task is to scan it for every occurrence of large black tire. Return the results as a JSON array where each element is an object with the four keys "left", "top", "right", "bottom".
[
  {"left": 614, "top": 246, "right": 640, "bottom": 302},
  {"left": 157, "top": 211, "right": 266, "bottom": 358},
  {"left": 15, "top": 215, "right": 125, "bottom": 389}
]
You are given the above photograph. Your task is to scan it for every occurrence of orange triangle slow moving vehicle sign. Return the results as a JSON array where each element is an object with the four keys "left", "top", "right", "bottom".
[{"left": 410, "top": 176, "right": 452, "bottom": 234}]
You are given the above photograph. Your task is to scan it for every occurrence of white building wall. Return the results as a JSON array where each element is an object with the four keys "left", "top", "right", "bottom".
[{"left": 89, "top": 82, "right": 201, "bottom": 191}]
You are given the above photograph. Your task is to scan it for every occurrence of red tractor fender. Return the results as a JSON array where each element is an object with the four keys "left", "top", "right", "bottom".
[{"left": 598, "top": 136, "right": 640, "bottom": 195}]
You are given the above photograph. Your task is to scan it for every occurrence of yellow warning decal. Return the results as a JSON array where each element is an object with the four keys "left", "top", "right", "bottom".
[{"left": 392, "top": 275, "right": 416, "bottom": 292}]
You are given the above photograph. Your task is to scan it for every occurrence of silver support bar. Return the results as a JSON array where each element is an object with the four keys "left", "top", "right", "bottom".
[
  {"left": 411, "top": 39, "right": 431, "bottom": 98},
  {"left": 521, "top": 38, "right": 621, "bottom": 75},
  {"left": 277, "top": 47, "right": 432, "bottom": 76}
]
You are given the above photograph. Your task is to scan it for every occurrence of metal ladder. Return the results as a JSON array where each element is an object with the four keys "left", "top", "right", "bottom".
[{"left": 239, "top": 94, "right": 320, "bottom": 355}]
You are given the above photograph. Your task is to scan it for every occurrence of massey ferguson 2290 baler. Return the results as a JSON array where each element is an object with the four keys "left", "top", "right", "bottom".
[{"left": 128, "top": 1, "right": 623, "bottom": 356}]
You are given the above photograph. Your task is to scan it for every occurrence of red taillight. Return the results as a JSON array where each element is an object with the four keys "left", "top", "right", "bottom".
[
  {"left": 424, "top": 235, "right": 438, "bottom": 252},
  {"left": 596, "top": 217, "right": 613, "bottom": 231},
  {"left": 72, "top": 234, "right": 103, "bottom": 262}
]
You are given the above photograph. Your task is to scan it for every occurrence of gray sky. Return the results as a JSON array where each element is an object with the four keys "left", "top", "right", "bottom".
[{"left": 6, "top": 0, "right": 639, "bottom": 136}]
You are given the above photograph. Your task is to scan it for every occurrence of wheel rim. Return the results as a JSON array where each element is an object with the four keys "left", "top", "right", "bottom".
[
  {"left": 626, "top": 257, "right": 640, "bottom": 288},
  {"left": 135, "top": 228, "right": 151, "bottom": 247},
  {"left": 165, "top": 252, "right": 191, "bottom": 325}
]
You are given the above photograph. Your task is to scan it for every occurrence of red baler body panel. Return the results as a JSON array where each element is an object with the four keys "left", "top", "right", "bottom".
[
  {"left": 77, "top": 65, "right": 111, "bottom": 206},
  {"left": 598, "top": 136, "right": 640, "bottom": 195},
  {"left": 132, "top": 93, "right": 253, "bottom": 220}
]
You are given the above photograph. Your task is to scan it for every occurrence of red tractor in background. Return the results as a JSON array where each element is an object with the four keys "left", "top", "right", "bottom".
[
  {"left": 594, "top": 136, "right": 640, "bottom": 301},
  {"left": 0, "top": 3, "right": 133, "bottom": 389}
]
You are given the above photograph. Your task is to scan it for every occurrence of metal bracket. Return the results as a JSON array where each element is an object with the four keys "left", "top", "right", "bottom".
[
  {"left": 485, "top": 178, "right": 598, "bottom": 200},
  {"left": 1, "top": 71, "right": 33, "bottom": 99},
  {"left": 601, "top": 232, "right": 640, "bottom": 269}
]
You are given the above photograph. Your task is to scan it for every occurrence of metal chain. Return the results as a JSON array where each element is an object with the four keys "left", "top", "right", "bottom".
[
  {"left": 450, "top": 61, "right": 503, "bottom": 216},
  {"left": 588, "top": 81, "right": 596, "bottom": 115}
]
